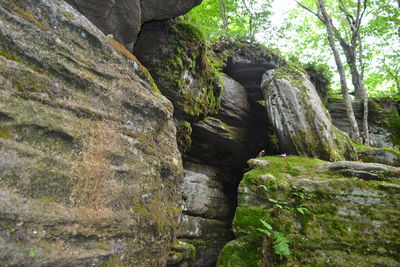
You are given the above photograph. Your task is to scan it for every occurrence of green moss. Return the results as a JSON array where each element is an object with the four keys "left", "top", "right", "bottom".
[
  {"left": 223, "top": 155, "right": 400, "bottom": 265},
  {"left": 63, "top": 12, "right": 75, "bottom": 20},
  {"left": 3, "top": 2, "right": 49, "bottom": 30},
  {"left": 0, "top": 128, "right": 13, "bottom": 139},
  {"left": 99, "top": 255, "right": 123, "bottom": 267},
  {"left": 176, "top": 120, "right": 192, "bottom": 155},
  {"left": 170, "top": 21, "right": 205, "bottom": 43},
  {"left": 135, "top": 21, "right": 222, "bottom": 121},
  {"left": 216, "top": 238, "right": 263, "bottom": 267},
  {"left": 243, "top": 156, "right": 325, "bottom": 186},
  {"left": 0, "top": 50, "right": 22, "bottom": 62}
]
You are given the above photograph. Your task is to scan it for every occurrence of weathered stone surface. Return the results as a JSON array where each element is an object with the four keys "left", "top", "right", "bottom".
[
  {"left": 187, "top": 74, "right": 272, "bottom": 168},
  {"left": 177, "top": 162, "right": 235, "bottom": 267},
  {"left": 261, "top": 65, "right": 357, "bottom": 161},
  {"left": 218, "top": 75, "right": 252, "bottom": 126},
  {"left": 179, "top": 215, "right": 234, "bottom": 266},
  {"left": 183, "top": 168, "right": 231, "bottom": 220},
  {"left": 327, "top": 98, "right": 400, "bottom": 148},
  {"left": 167, "top": 239, "right": 196, "bottom": 267},
  {"left": 134, "top": 20, "right": 221, "bottom": 122},
  {"left": 66, "top": 0, "right": 202, "bottom": 50},
  {"left": 0, "top": 0, "right": 182, "bottom": 265},
  {"left": 188, "top": 117, "right": 248, "bottom": 167},
  {"left": 218, "top": 156, "right": 400, "bottom": 266},
  {"left": 359, "top": 149, "right": 400, "bottom": 167},
  {"left": 318, "top": 161, "right": 400, "bottom": 178},
  {"left": 215, "top": 40, "right": 285, "bottom": 102}
]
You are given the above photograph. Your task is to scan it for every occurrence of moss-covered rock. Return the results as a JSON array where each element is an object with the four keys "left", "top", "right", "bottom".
[
  {"left": 66, "top": 0, "right": 202, "bottom": 50},
  {"left": 0, "top": 0, "right": 183, "bottom": 265},
  {"left": 327, "top": 98, "right": 400, "bottom": 148},
  {"left": 176, "top": 120, "right": 193, "bottom": 155},
  {"left": 134, "top": 20, "right": 222, "bottom": 122},
  {"left": 354, "top": 142, "right": 400, "bottom": 167},
  {"left": 261, "top": 65, "right": 357, "bottom": 161},
  {"left": 217, "top": 156, "right": 400, "bottom": 266}
]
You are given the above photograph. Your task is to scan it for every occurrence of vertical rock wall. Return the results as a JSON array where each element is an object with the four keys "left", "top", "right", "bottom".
[{"left": 0, "top": 1, "right": 182, "bottom": 265}]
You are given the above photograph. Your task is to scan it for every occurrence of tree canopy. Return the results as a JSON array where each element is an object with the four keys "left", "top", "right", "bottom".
[{"left": 184, "top": 0, "right": 400, "bottom": 98}]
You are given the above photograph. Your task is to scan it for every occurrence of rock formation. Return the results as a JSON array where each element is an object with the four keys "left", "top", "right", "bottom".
[
  {"left": 1, "top": 0, "right": 399, "bottom": 266},
  {"left": 218, "top": 156, "right": 400, "bottom": 266},
  {"left": 66, "top": 0, "right": 202, "bottom": 50},
  {"left": 327, "top": 98, "right": 400, "bottom": 148},
  {"left": 261, "top": 65, "right": 357, "bottom": 161},
  {"left": 0, "top": 0, "right": 182, "bottom": 265}
]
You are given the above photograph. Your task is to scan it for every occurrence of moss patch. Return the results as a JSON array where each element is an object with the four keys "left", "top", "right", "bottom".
[
  {"left": 222, "top": 156, "right": 400, "bottom": 265},
  {"left": 134, "top": 21, "right": 222, "bottom": 121}
]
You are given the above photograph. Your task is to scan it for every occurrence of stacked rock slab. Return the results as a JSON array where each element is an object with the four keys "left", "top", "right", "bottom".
[
  {"left": 0, "top": 0, "right": 182, "bottom": 265},
  {"left": 327, "top": 98, "right": 400, "bottom": 148},
  {"left": 261, "top": 65, "right": 358, "bottom": 161},
  {"left": 66, "top": 0, "right": 202, "bottom": 50},
  {"left": 218, "top": 156, "right": 400, "bottom": 266}
]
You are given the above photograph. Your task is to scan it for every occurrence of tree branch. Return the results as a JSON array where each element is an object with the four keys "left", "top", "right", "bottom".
[{"left": 293, "top": 0, "right": 324, "bottom": 23}]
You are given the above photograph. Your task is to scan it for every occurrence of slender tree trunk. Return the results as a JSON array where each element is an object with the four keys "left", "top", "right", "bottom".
[
  {"left": 356, "top": 31, "right": 369, "bottom": 144},
  {"left": 218, "top": 0, "right": 228, "bottom": 29},
  {"left": 318, "top": 0, "right": 361, "bottom": 141}
]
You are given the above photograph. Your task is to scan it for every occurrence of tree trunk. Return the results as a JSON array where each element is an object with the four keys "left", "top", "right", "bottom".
[
  {"left": 218, "top": 0, "right": 228, "bottom": 29},
  {"left": 317, "top": 0, "right": 361, "bottom": 141}
]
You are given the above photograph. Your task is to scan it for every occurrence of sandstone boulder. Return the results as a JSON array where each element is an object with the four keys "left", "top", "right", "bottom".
[
  {"left": 218, "top": 156, "right": 400, "bottom": 266},
  {"left": 134, "top": 21, "right": 221, "bottom": 122},
  {"left": 261, "top": 65, "right": 357, "bottom": 161},
  {"left": 0, "top": 0, "right": 182, "bottom": 265},
  {"left": 66, "top": 0, "right": 202, "bottom": 50}
]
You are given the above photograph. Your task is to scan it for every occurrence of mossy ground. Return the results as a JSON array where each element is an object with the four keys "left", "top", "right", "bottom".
[{"left": 218, "top": 156, "right": 400, "bottom": 266}]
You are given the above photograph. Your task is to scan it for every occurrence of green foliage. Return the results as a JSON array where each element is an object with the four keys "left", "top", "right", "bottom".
[
  {"left": 27, "top": 248, "right": 37, "bottom": 257},
  {"left": 183, "top": 0, "right": 272, "bottom": 42},
  {"left": 257, "top": 219, "right": 291, "bottom": 259},
  {"left": 388, "top": 117, "right": 400, "bottom": 146},
  {"left": 284, "top": 0, "right": 399, "bottom": 97}
]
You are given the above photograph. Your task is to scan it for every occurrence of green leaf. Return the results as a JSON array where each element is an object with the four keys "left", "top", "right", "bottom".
[
  {"left": 260, "top": 219, "right": 273, "bottom": 231},
  {"left": 272, "top": 232, "right": 291, "bottom": 259},
  {"left": 28, "top": 249, "right": 37, "bottom": 257}
]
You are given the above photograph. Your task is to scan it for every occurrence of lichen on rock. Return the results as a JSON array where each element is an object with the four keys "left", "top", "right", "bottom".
[
  {"left": 217, "top": 156, "right": 400, "bottom": 266},
  {"left": 261, "top": 64, "right": 357, "bottom": 161},
  {"left": 134, "top": 20, "right": 222, "bottom": 123},
  {"left": 0, "top": 0, "right": 183, "bottom": 265}
]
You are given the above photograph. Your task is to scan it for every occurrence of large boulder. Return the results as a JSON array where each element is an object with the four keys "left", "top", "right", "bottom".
[
  {"left": 134, "top": 20, "right": 222, "bottom": 122},
  {"left": 0, "top": 0, "right": 182, "bottom": 266},
  {"left": 214, "top": 40, "right": 285, "bottom": 102},
  {"left": 177, "top": 163, "right": 234, "bottom": 267},
  {"left": 218, "top": 156, "right": 400, "bottom": 266},
  {"left": 187, "top": 74, "right": 272, "bottom": 168},
  {"left": 261, "top": 64, "right": 357, "bottom": 161},
  {"left": 66, "top": 0, "right": 202, "bottom": 50},
  {"left": 327, "top": 98, "right": 400, "bottom": 148}
]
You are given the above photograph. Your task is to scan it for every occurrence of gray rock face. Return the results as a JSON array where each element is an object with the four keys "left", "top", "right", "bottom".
[
  {"left": 0, "top": 0, "right": 182, "bottom": 265},
  {"left": 187, "top": 75, "right": 270, "bottom": 168},
  {"left": 359, "top": 149, "right": 400, "bottom": 167},
  {"left": 218, "top": 75, "right": 252, "bottom": 127},
  {"left": 327, "top": 98, "right": 399, "bottom": 148},
  {"left": 178, "top": 215, "right": 233, "bottom": 267},
  {"left": 219, "top": 41, "right": 285, "bottom": 102},
  {"left": 178, "top": 162, "right": 234, "bottom": 266},
  {"left": 183, "top": 169, "right": 231, "bottom": 220},
  {"left": 134, "top": 20, "right": 221, "bottom": 122},
  {"left": 66, "top": 0, "right": 202, "bottom": 50},
  {"left": 261, "top": 66, "right": 357, "bottom": 161},
  {"left": 318, "top": 161, "right": 400, "bottom": 178}
]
